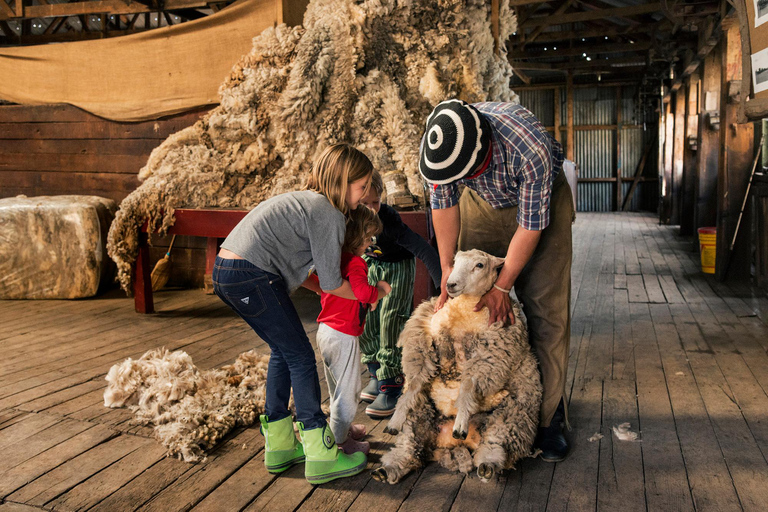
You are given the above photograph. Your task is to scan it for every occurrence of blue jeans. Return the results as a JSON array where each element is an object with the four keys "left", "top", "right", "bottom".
[{"left": 212, "top": 256, "right": 326, "bottom": 430}]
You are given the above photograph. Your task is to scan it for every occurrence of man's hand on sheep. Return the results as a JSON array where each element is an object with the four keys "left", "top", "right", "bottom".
[
  {"left": 474, "top": 286, "right": 516, "bottom": 326},
  {"left": 434, "top": 265, "right": 453, "bottom": 312}
]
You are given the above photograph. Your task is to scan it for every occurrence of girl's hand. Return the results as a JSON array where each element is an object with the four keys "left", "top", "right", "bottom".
[
  {"left": 377, "top": 281, "right": 391, "bottom": 296},
  {"left": 370, "top": 300, "right": 379, "bottom": 311}
]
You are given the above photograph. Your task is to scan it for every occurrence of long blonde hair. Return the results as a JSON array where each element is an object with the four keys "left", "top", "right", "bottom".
[{"left": 306, "top": 144, "right": 374, "bottom": 215}]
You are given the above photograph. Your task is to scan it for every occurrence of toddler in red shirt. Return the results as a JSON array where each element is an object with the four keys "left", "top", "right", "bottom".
[{"left": 314, "top": 206, "right": 390, "bottom": 455}]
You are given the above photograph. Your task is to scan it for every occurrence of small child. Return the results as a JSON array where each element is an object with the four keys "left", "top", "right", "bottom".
[
  {"left": 314, "top": 206, "right": 391, "bottom": 454},
  {"left": 359, "top": 171, "right": 442, "bottom": 418}
]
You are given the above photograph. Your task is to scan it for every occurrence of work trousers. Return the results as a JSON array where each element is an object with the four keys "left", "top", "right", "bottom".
[
  {"left": 359, "top": 258, "right": 415, "bottom": 380},
  {"left": 458, "top": 170, "right": 574, "bottom": 427}
]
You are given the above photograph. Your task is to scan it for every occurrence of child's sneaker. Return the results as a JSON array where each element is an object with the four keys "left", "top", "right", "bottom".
[
  {"left": 338, "top": 437, "right": 370, "bottom": 455},
  {"left": 360, "top": 378, "right": 379, "bottom": 403},
  {"left": 360, "top": 362, "right": 380, "bottom": 403},
  {"left": 365, "top": 374, "right": 403, "bottom": 419}
]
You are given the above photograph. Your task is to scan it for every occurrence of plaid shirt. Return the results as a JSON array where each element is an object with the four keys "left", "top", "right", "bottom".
[{"left": 429, "top": 102, "right": 564, "bottom": 231}]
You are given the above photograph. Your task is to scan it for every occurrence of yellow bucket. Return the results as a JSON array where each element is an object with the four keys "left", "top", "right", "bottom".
[{"left": 697, "top": 227, "right": 717, "bottom": 274}]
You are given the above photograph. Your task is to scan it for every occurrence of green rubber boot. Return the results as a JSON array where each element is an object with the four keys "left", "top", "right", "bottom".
[
  {"left": 259, "top": 415, "right": 305, "bottom": 473},
  {"left": 298, "top": 422, "right": 367, "bottom": 484}
]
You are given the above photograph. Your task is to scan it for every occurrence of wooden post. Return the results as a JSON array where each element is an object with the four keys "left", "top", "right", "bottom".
[
  {"left": 661, "top": 98, "right": 674, "bottom": 224},
  {"left": 680, "top": 75, "right": 699, "bottom": 236},
  {"left": 616, "top": 86, "right": 622, "bottom": 211},
  {"left": 695, "top": 40, "right": 721, "bottom": 232},
  {"left": 554, "top": 86, "right": 562, "bottom": 144},
  {"left": 672, "top": 89, "right": 686, "bottom": 225},
  {"left": 566, "top": 72, "right": 574, "bottom": 162},
  {"left": 133, "top": 232, "right": 155, "bottom": 314},
  {"left": 716, "top": 18, "right": 754, "bottom": 280}
]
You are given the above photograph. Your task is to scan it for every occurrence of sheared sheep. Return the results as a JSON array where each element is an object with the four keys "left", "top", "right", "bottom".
[
  {"left": 372, "top": 249, "right": 542, "bottom": 483},
  {"left": 104, "top": 348, "right": 270, "bottom": 462}
]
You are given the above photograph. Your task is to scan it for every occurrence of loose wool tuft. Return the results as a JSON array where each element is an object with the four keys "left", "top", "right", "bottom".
[
  {"left": 104, "top": 348, "right": 270, "bottom": 462},
  {"left": 107, "top": 0, "right": 519, "bottom": 292}
]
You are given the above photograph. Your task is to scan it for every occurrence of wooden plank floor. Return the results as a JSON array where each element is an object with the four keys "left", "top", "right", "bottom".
[{"left": 1, "top": 212, "right": 767, "bottom": 512}]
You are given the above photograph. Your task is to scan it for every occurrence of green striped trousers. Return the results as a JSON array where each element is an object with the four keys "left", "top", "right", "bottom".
[{"left": 359, "top": 257, "right": 415, "bottom": 380}]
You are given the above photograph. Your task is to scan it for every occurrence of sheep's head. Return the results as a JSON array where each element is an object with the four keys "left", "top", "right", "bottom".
[{"left": 446, "top": 249, "right": 505, "bottom": 297}]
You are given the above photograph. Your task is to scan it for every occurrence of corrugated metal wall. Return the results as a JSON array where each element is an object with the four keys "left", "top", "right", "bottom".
[{"left": 517, "top": 84, "right": 657, "bottom": 212}]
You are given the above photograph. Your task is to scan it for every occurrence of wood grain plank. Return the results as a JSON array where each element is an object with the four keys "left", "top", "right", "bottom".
[
  {"left": 597, "top": 378, "right": 644, "bottom": 512},
  {"left": 626, "top": 274, "right": 648, "bottom": 303},
  {"left": 0, "top": 424, "right": 117, "bottom": 499},
  {"left": 643, "top": 274, "right": 666, "bottom": 303},
  {"left": 630, "top": 302, "right": 694, "bottom": 511},
  {"left": 650, "top": 304, "right": 743, "bottom": 511}
]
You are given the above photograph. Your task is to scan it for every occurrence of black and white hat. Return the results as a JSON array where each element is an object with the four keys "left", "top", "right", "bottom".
[{"left": 419, "top": 99, "right": 491, "bottom": 185}]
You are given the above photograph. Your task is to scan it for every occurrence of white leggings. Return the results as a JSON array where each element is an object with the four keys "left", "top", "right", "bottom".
[{"left": 316, "top": 322, "right": 362, "bottom": 444}]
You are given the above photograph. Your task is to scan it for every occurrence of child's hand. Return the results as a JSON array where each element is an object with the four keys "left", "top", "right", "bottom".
[
  {"left": 377, "top": 281, "right": 391, "bottom": 296},
  {"left": 370, "top": 300, "right": 379, "bottom": 311}
]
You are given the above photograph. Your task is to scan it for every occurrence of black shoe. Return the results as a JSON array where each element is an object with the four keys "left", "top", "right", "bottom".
[{"left": 535, "top": 401, "right": 569, "bottom": 462}]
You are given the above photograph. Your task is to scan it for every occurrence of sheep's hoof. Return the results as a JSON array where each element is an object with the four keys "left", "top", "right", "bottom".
[
  {"left": 383, "top": 426, "right": 399, "bottom": 436},
  {"left": 371, "top": 467, "right": 388, "bottom": 483},
  {"left": 477, "top": 463, "right": 495, "bottom": 481},
  {"left": 452, "top": 429, "right": 468, "bottom": 440}
]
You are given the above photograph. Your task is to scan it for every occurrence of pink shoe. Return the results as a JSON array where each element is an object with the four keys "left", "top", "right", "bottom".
[
  {"left": 348, "top": 423, "right": 367, "bottom": 440},
  {"left": 338, "top": 437, "right": 370, "bottom": 455}
]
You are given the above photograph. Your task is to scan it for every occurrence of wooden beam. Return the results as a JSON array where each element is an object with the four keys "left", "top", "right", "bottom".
[
  {"left": 0, "top": 0, "right": 208, "bottom": 20},
  {"left": 523, "top": 0, "right": 573, "bottom": 46},
  {"left": 522, "top": 2, "right": 662, "bottom": 27},
  {"left": 521, "top": 22, "right": 668, "bottom": 43},
  {"left": 509, "top": 41, "right": 651, "bottom": 59},
  {"left": 622, "top": 134, "right": 654, "bottom": 211},
  {"left": 0, "top": 0, "right": 14, "bottom": 18},
  {"left": 509, "top": 0, "right": 551, "bottom": 5}
]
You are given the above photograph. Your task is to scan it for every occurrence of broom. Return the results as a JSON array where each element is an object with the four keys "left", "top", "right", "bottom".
[{"left": 151, "top": 235, "right": 176, "bottom": 292}]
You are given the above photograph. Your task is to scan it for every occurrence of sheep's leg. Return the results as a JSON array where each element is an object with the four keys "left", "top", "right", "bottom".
[
  {"left": 474, "top": 357, "right": 542, "bottom": 481},
  {"left": 452, "top": 357, "right": 508, "bottom": 439},
  {"left": 373, "top": 405, "right": 437, "bottom": 484},
  {"left": 386, "top": 333, "right": 437, "bottom": 435},
  {"left": 386, "top": 384, "right": 428, "bottom": 434}
]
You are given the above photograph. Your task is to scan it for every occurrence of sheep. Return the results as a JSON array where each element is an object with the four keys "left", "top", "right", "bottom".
[
  {"left": 104, "top": 348, "right": 271, "bottom": 462},
  {"left": 371, "top": 249, "right": 542, "bottom": 484}
]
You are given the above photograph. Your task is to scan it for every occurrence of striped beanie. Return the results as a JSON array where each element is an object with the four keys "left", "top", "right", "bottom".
[{"left": 419, "top": 99, "right": 491, "bottom": 185}]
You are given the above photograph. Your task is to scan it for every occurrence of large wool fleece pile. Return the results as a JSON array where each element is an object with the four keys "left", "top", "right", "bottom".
[
  {"left": 107, "top": 0, "right": 519, "bottom": 292},
  {"left": 104, "top": 348, "right": 270, "bottom": 462}
]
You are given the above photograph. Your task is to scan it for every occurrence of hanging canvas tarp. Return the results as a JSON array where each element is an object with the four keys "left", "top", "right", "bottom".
[{"left": 0, "top": 0, "right": 280, "bottom": 122}]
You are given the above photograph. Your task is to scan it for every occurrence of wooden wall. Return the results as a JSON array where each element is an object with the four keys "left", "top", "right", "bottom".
[{"left": 0, "top": 104, "right": 211, "bottom": 288}]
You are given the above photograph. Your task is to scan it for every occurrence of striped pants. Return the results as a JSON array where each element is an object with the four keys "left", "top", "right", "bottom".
[{"left": 359, "top": 258, "right": 415, "bottom": 380}]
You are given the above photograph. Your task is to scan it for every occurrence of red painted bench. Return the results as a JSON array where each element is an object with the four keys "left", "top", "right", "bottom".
[{"left": 133, "top": 208, "right": 435, "bottom": 313}]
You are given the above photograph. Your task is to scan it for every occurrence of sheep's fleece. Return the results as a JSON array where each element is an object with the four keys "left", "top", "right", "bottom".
[
  {"left": 104, "top": 348, "right": 270, "bottom": 462},
  {"left": 373, "top": 250, "right": 542, "bottom": 484},
  {"left": 107, "top": 0, "right": 519, "bottom": 293}
]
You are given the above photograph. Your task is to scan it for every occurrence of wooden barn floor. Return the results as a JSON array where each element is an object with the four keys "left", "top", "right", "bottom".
[{"left": 1, "top": 212, "right": 768, "bottom": 512}]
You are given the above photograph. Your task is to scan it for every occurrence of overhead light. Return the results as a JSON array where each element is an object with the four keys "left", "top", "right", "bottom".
[
  {"left": 544, "top": 47, "right": 548, "bottom": 51},
  {"left": 586, "top": 56, "right": 592, "bottom": 61},
  {"left": 605, "top": 36, "right": 608, "bottom": 40},
  {"left": 553, "top": 46, "right": 557, "bottom": 50},
  {"left": 582, "top": 52, "right": 587, "bottom": 57},
  {"left": 582, "top": 38, "right": 586, "bottom": 41}
]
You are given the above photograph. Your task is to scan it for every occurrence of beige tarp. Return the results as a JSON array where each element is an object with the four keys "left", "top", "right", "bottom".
[{"left": 0, "top": 0, "right": 280, "bottom": 121}]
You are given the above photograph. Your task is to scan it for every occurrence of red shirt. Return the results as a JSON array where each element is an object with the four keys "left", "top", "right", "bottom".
[{"left": 316, "top": 253, "right": 379, "bottom": 336}]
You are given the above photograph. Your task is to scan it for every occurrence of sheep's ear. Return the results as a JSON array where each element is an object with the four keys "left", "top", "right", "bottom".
[{"left": 492, "top": 256, "right": 505, "bottom": 270}]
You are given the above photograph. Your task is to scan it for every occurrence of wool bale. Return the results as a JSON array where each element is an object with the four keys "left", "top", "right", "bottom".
[{"left": 0, "top": 195, "right": 117, "bottom": 299}]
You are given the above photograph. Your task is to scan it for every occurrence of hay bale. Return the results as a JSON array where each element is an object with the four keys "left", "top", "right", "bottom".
[{"left": 0, "top": 195, "right": 116, "bottom": 299}]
